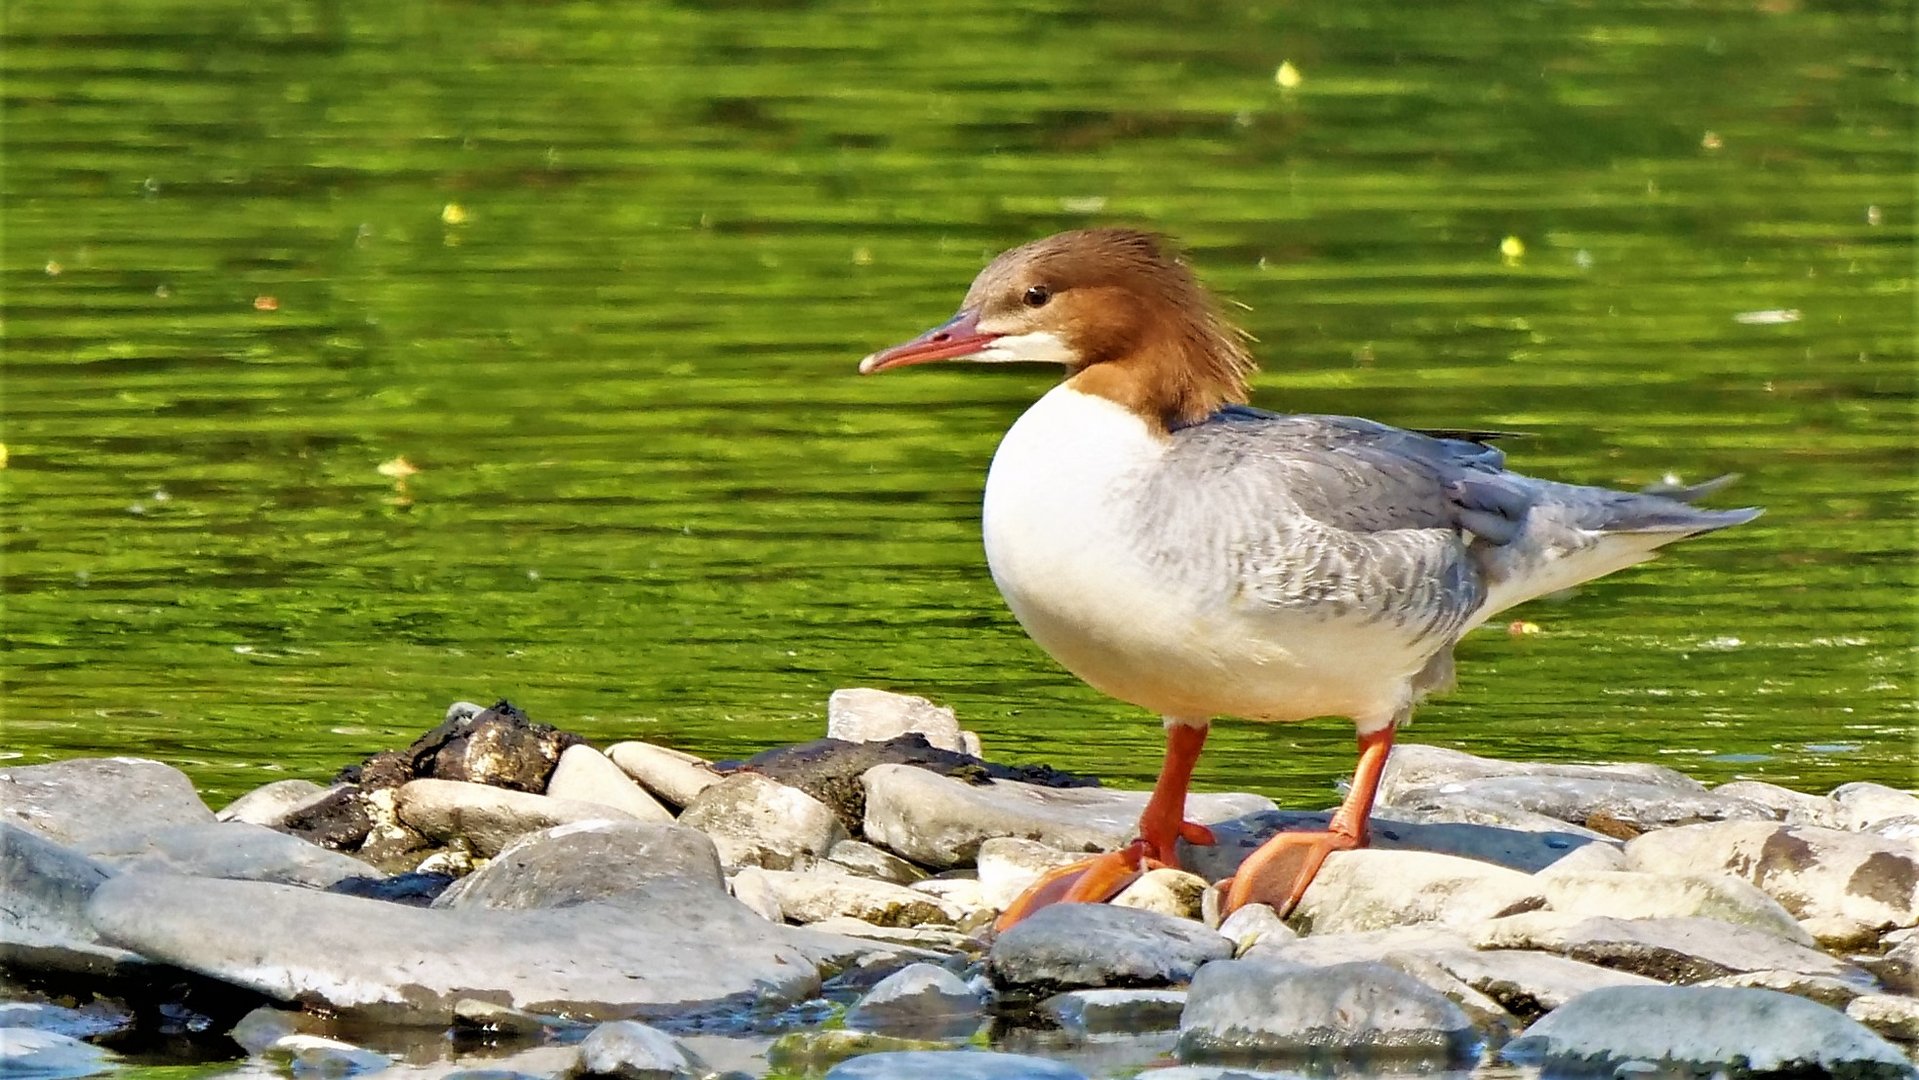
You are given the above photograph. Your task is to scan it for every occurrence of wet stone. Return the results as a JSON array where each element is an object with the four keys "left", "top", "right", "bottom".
[
  {"left": 988, "top": 903, "right": 1232, "bottom": 995},
  {"left": 575, "top": 1020, "right": 707, "bottom": 1080},
  {"left": 822, "top": 1049, "right": 1090, "bottom": 1079},
  {"left": 0, "top": 1001, "right": 134, "bottom": 1042},
  {"left": 1501, "top": 985, "right": 1916, "bottom": 1080},
  {"left": 0, "top": 1027, "right": 117, "bottom": 1080},
  {"left": 844, "top": 962, "right": 984, "bottom": 1038},
  {"left": 1177, "top": 958, "right": 1479, "bottom": 1065},
  {"left": 1040, "top": 988, "right": 1188, "bottom": 1034}
]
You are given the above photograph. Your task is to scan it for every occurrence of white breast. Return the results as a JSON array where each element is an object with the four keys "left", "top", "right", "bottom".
[{"left": 981, "top": 385, "right": 1423, "bottom": 730}]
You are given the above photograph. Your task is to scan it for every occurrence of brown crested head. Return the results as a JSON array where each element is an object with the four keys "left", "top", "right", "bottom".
[{"left": 859, "top": 228, "right": 1255, "bottom": 432}]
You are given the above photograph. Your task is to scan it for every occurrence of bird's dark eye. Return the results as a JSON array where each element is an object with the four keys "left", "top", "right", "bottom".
[{"left": 1023, "top": 285, "right": 1051, "bottom": 308}]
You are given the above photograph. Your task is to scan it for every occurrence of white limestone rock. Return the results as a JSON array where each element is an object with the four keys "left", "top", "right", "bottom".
[
  {"left": 1113, "top": 867, "right": 1208, "bottom": 921},
  {"left": 1536, "top": 870, "right": 1810, "bottom": 943},
  {"left": 396, "top": 778, "right": 635, "bottom": 857},
  {"left": 827, "top": 688, "right": 966, "bottom": 754},
  {"left": 546, "top": 745, "right": 673, "bottom": 824},
  {"left": 1470, "top": 912, "right": 1873, "bottom": 985},
  {"left": 605, "top": 741, "right": 724, "bottom": 809},
  {"left": 751, "top": 868, "right": 959, "bottom": 927},
  {"left": 1291, "top": 849, "right": 1545, "bottom": 934},
  {"left": 1625, "top": 821, "right": 1919, "bottom": 930},
  {"left": 677, "top": 772, "right": 847, "bottom": 871}
]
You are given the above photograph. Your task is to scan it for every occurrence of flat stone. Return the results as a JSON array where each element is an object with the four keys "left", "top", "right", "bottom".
[
  {"left": 261, "top": 1033, "right": 392, "bottom": 1077},
  {"left": 85, "top": 872, "right": 911, "bottom": 1025},
  {"left": 1419, "top": 947, "right": 1659, "bottom": 1019},
  {"left": 1700, "top": 970, "right": 1867, "bottom": 1010},
  {"left": 1182, "top": 809, "right": 1603, "bottom": 881},
  {"left": 546, "top": 746, "right": 673, "bottom": 824},
  {"left": 1290, "top": 849, "right": 1545, "bottom": 934},
  {"left": 828, "top": 689, "right": 967, "bottom": 754},
  {"left": 1377, "top": 744, "right": 1704, "bottom": 804},
  {"left": 823, "top": 1050, "right": 1089, "bottom": 1079},
  {"left": 1716, "top": 780, "right": 1838, "bottom": 826},
  {"left": 1113, "top": 868, "right": 1207, "bottom": 921},
  {"left": 605, "top": 742, "right": 724, "bottom": 809},
  {"left": 0, "top": 757, "right": 214, "bottom": 845},
  {"left": 1389, "top": 774, "right": 1774, "bottom": 835},
  {"left": 0, "top": 1002, "right": 133, "bottom": 1042},
  {"left": 806, "top": 917, "right": 974, "bottom": 952},
  {"left": 1803, "top": 915, "right": 1887, "bottom": 952},
  {"left": 1537, "top": 870, "right": 1810, "bottom": 943},
  {"left": 0, "top": 1027, "right": 117, "bottom": 1079},
  {"left": 678, "top": 773, "right": 847, "bottom": 871},
  {"left": 988, "top": 903, "right": 1232, "bottom": 994},
  {"left": 433, "top": 820, "right": 725, "bottom": 910},
  {"left": 78, "top": 821, "right": 381, "bottom": 890},
  {"left": 1501, "top": 985, "right": 1915, "bottom": 1079},
  {"left": 576, "top": 1020, "right": 707, "bottom": 1080},
  {"left": 752, "top": 869, "right": 958, "bottom": 927},
  {"left": 396, "top": 778, "right": 635, "bottom": 857},
  {"left": 1470, "top": 912, "right": 1873, "bottom": 985},
  {"left": 1832, "top": 783, "right": 1919, "bottom": 833},
  {"left": 976, "top": 837, "right": 1084, "bottom": 910},
  {"left": 1040, "top": 988, "right": 1187, "bottom": 1034},
  {"left": 828, "top": 839, "right": 927, "bottom": 885},
  {"left": 1177, "top": 958, "right": 1478, "bottom": 1064},
  {"left": 217, "top": 779, "right": 333, "bottom": 826},
  {"left": 1867, "top": 817, "right": 1919, "bottom": 844},
  {"left": 844, "top": 962, "right": 984, "bottom": 1038},
  {"left": 1847, "top": 994, "right": 1919, "bottom": 1044},
  {"left": 907, "top": 878, "right": 993, "bottom": 925},
  {"left": 863, "top": 765, "right": 1272, "bottom": 870},
  {"left": 1241, "top": 925, "right": 1472, "bottom": 967},
  {"left": 0, "top": 823, "right": 147, "bottom": 979},
  {"left": 1625, "top": 821, "right": 1919, "bottom": 930},
  {"left": 769, "top": 1031, "right": 957, "bottom": 1074}
]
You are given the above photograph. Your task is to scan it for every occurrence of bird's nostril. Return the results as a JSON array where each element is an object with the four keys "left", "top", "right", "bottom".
[{"left": 931, "top": 332, "right": 950, "bottom": 342}]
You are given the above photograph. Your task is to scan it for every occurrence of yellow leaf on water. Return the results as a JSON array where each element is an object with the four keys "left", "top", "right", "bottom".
[
  {"left": 1274, "top": 61, "right": 1303, "bottom": 89},
  {"left": 441, "top": 203, "right": 469, "bottom": 225},
  {"left": 1509, "top": 620, "right": 1542, "bottom": 636},
  {"left": 0, "top": 443, "right": 9, "bottom": 469},
  {"left": 1499, "top": 236, "right": 1526, "bottom": 259},
  {"left": 377, "top": 456, "right": 419, "bottom": 480}
]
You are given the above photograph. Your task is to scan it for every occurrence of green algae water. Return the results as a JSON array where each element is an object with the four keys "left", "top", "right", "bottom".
[{"left": 3, "top": 0, "right": 1912, "bottom": 809}]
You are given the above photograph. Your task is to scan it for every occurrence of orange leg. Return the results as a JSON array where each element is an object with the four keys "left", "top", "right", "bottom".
[
  {"left": 1219, "top": 725, "right": 1395, "bottom": 919},
  {"left": 995, "top": 722, "right": 1216, "bottom": 930}
]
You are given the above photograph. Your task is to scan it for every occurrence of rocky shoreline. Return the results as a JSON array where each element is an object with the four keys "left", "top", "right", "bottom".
[{"left": 3, "top": 689, "right": 1916, "bottom": 1079}]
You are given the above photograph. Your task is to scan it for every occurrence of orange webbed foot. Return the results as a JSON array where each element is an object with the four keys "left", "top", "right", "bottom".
[{"left": 1216, "top": 827, "right": 1362, "bottom": 919}]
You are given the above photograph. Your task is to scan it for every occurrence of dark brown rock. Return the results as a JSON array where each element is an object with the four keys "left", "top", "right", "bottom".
[{"left": 277, "top": 786, "right": 375, "bottom": 851}]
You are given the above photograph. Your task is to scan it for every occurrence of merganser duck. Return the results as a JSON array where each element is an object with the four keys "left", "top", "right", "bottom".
[{"left": 857, "top": 228, "right": 1759, "bottom": 928}]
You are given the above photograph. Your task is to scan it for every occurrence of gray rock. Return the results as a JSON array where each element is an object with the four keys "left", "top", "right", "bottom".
[
  {"left": 1039, "top": 988, "right": 1187, "bottom": 1034},
  {"left": 1389, "top": 774, "right": 1774, "bottom": 835},
  {"left": 1177, "top": 958, "right": 1478, "bottom": 1064},
  {"left": 575, "top": 1020, "right": 706, "bottom": 1080},
  {"left": 0, "top": 758, "right": 213, "bottom": 844},
  {"left": 988, "top": 904, "right": 1232, "bottom": 994},
  {"left": 1240, "top": 925, "right": 1470, "bottom": 967},
  {"left": 844, "top": 962, "right": 984, "bottom": 1038},
  {"left": 1113, "top": 868, "right": 1208, "bottom": 921},
  {"left": 545, "top": 746, "right": 674, "bottom": 825},
  {"left": 85, "top": 872, "right": 912, "bottom": 1024},
  {"left": 396, "top": 779, "right": 635, "bottom": 857},
  {"left": 678, "top": 773, "right": 847, "bottom": 871},
  {"left": 1625, "top": 821, "right": 1919, "bottom": 930},
  {"left": 407, "top": 702, "right": 580, "bottom": 792},
  {"left": 804, "top": 917, "right": 973, "bottom": 952},
  {"left": 862, "top": 765, "right": 1272, "bottom": 870},
  {"left": 78, "top": 822, "right": 381, "bottom": 890},
  {"left": 1502, "top": 985, "right": 1915, "bottom": 1079},
  {"left": 823, "top": 1050, "right": 1088, "bottom": 1080},
  {"left": 1700, "top": 970, "right": 1868, "bottom": 1010},
  {"left": 975, "top": 837, "right": 1085, "bottom": 910},
  {"left": 1290, "top": 849, "right": 1544, "bottom": 934},
  {"left": 1377, "top": 744, "right": 1703, "bottom": 804},
  {"left": 750, "top": 869, "right": 958, "bottom": 927},
  {"left": 1183, "top": 809, "right": 1603, "bottom": 881},
  {"left": 1870, "top": 938, "right": 1919, "bottom": 995},
  {"left": 1832, "top": 783, "right": 1919, "bottom": 833},
  {"left": 1802, "top": 915, "right": 1886, "bottom": 952},
  {"left": 728, "top": 868, "right": 784, "bottom": 923},
  {"left": 827, "top": 839, "right": 927, "bottom": 885},
  {"left": 1216, "top": 904, "right": 1295, "bottom": 952},
  {"left": 1534, "top": 842, "right": 1628, "bottom": 875},
  {"left": 605, "top": 742, "right": 723, "bottom": 810},
  {"left": 434, "top": 820, "right": 725, "bottom": 910},
  {"left": 1537, "top": 871, "right": 1810, "bottom": 943},
  {"left": 261, "top": 1033, "right": 392, "bottom": 1077},
  {"left": 0, "top": 1027, "right": 117, "bottom": 1079},
  {"left": 218, "top": 779, "right": 333, "bottom": 826},
  {"left": 1867, "top": 816, "right": 1919, "bottom": 844},
  {"left": 1716, "top": 780, "right": 1838, "bottom": 826},
  {"left": 1418, "top": 948, "right": 1659, "bottom": 1019},
  {"left": 229, "top": 1005, "right": 311, "bottom": 1055},
  {"left": 1847, "top": 994, "right": 1919, "bottom": 1045},
  {"left": 1378, "top": 951, "right": 1516, "bottom": 1036},
  {"left": 0, "top": 1002, "right": 133, "bottom": 1042},
  {"left": 1471, "top": 912, "right": 1873, "bottom": 985},
  {"left": 0, "top": 823, "right": 146, "bottom": 978},
  {"left": 828, "top": 689, "right": 967, "bottom": 754}
]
